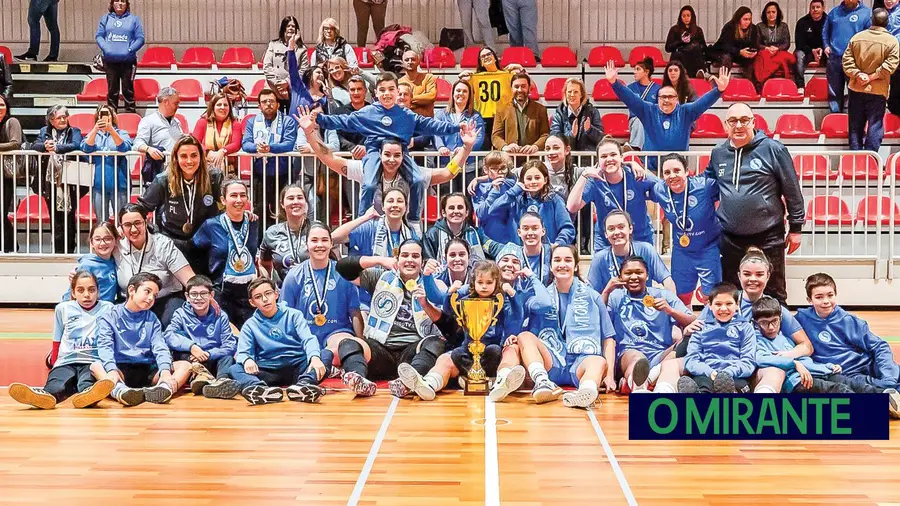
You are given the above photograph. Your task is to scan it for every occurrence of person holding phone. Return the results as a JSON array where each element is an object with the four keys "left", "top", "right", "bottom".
[
  {"left": 710, "top": 7, "right": 761, "bottom": 86},
  {"left": 80, "top": 104, "right": 132, "bottom": 223}
]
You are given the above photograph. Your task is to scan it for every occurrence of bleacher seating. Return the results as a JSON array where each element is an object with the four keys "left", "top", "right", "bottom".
[
  {"left": 793, "top": 154, "right": 836, "bottom": 181},
  {"left": 501, "top": 47, "right": 537, "bottom": 68},
  {"left": 76, "top": 79, "right": 108, "bottom": 102},
  {"left": 218, "top": 47, "right": 255, "bottom": 69},
  {"left": 754, "top": 114, "right": 773, "bottom": 137},
  {"left": 67, "top": 113, "right": 95, "bottom": 134},
  {"left": 601, "top": 113, "right": 629, "bottom": 138},
  {"left": 689, "top": 78, "right": 712, "bottom": 95},
  {"left": 839, "top": 154, "right": 882, "bottom": 181},
  {"left": 0, "top": 45, "right": 11, "bottom": 63},
  {"left": 171, "top": 79, "right": 204, "bottom": 101},
  {"left": 804, "top": 77, "right": 828, "bottom": 102},
  {"left": 723, "top": 79, "right": 760, "bottom": 101},
  {"left": 627, "top": 46, "right": 666, "bottom": 68},
  {"left": 179, "top": 47, "right": 216, "bottom": 69},
  {"left": 692, "top": 114, "right": 726, "bottom": 138},
  {"left": 249, "top": 79, "right": 266, "bottom": 102},
  {"left": 354, "top": 47, "right": 374, "bottom": 68},
  {"left": 436, "top": 78, "right": 451, "bottom": 101},
  {"left": 138, "top": 47, "right": 177, "bottom": 69},
  {"left": 592, "top": 80, "right": 620, "bottom": 101},
  {"left": 76, "top": 194, "right": 96, "bottom": 224},
  {"left": 8, "top": 195, "right": 50, "bottom": 223},
  {"left": 884, "top": 114, "right": 900, "bottom": 139},
  {"left": 856, "top": 196, "right": 900, "bottom": 225},
  {"left": 543, "top": 77, "right": 567, "bottom": 101},
  {"left": 587, "top": 46, "right": 625, "bottom": 68},
  {"left": 762, "top": 79, "right": 803, "bottom": 102},
  {"left": 117, "top": 113, "right": 142, "bottom": 138},
  {"left": 775, "top": 114, "right": 819, "bottom": 139},
  {"left": 820, "top": 114, "right": 848, "bottom": 139},
  {"left": 460, "top": 46, "right": 481, "bottom": 68},
  {"left": 424, "top": 47, "right": 456, "bottom": 69},
  {"left": 541, "top": 46, "right": 578, "bottom": 68},
  {"left": 133, "top": 78, "right": 161, "bottom": 102},
  {"left": 807, "top": 195, "right": 854, "bottom": 226}
]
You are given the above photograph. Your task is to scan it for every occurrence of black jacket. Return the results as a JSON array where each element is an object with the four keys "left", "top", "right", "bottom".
[
  {"left": 794, "top": 14, "right": 826, "bottom": 53},
  {"left": 0, "top": 54, "right": 12, "bottom": 98},
  {"left": 704, "top": 131, "right": 805, "bottom": 237},
  {"left": 714, "top": 22, "right": 761, "bottom": 57}
]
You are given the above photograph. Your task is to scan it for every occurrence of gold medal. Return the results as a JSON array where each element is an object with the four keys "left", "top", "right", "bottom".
[
  {"left": 392, "top": 247, "right": 399, "bottom": 256},
  {"left": 642, "top": 295, "right": 655, "bottom": 307},
  {"left": 405, "top": 279, "right": 417, "bottom": 292},
  {"left": 679, "top": 234, "right": 690, "bottom": 247},
  {"left": 182, "top": 222, "right": 193, "bottom": 234},
  {"left": 234, "top": 259, "right": 245, "bottom": 271},
  {"left": 314, "top": 313, "right": 327, "bottom": 326}
]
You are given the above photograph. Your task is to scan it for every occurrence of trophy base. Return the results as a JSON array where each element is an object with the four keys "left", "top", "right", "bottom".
[{"left": 464, "top": 379, "right": 489, "bottom": 396}]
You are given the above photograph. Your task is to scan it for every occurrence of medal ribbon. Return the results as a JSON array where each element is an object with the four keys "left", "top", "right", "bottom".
[
  {"left": 308, "top": 262, "right": 331, "bottom": 314},
  {"left": 223, "top": 214, "right": 250, "bottom": 270},
  {"left": 667, "top": 184, "right": 689, "bottom": 234},
  {"left": 524, "top": 245, "right": 545, "bottom": 281},
  {"left": 182, "top": 179, "right": 196, "bottom": 228}
]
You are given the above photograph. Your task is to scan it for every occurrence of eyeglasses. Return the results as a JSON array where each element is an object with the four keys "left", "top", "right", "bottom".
[
  {"left": 725, "top": 117, "right": 754, "bottom": 127},
  {"left": 756, "top": 318, "right": 781, "bottom": 329},
  {"left": 252, "top": 290, "right": 276, "bottom": 302},
  {"left": 121, "top": 220, "right": 145, "bottom": 230},
  {"left": 187, "top": 291, "right": 211, "bottom": 300},
  {"left": 479, "top": 54, "right": 495, "bottom": 61},
  {"left": 658, "top": 94, "right": 678, "bottom": 101},
  {"left": 92, "top": 236, "right": 116, "bottom": 244},
  {"left": 259, "top": 99, "right": 277, "bottom": 105}
]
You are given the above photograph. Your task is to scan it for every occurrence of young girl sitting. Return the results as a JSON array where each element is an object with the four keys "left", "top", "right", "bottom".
[{"left": 63, "top": 222, "right": 119, "bottom": 303}]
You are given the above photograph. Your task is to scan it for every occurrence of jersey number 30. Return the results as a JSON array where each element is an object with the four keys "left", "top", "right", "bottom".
[{"left": 478, "top": 80, "right": 502, "bottom": 102}]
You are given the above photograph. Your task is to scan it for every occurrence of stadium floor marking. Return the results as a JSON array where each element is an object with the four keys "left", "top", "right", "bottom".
[
  {"left": 484, "top": 398, "right": 500, "bottom": 506},
  {"left": 347, "top": 396, "right": 399, "bottom": 506},
  {"left": 587, "top": 408, "right": 638, "bottom": 506}
]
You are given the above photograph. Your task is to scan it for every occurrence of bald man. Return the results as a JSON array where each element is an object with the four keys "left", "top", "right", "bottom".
[
  {"left": 703, "top": 103, "right": 805, "bottom": 302},
  {"left": 399, "top": 50, "right": 437, "bottom": 117}
]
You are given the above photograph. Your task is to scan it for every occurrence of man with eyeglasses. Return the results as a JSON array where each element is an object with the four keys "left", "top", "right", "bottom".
[
  {"left": 605, "top": 62, "right": 730, "bottom": 159},
  {"left": 703, "top": 103, "right": 804, "bottom": 303}
]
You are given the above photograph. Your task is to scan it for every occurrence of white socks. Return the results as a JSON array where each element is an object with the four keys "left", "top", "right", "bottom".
[
  {"left": 654, "top": 381, "right": 676, "bottom": 394},
  {"left": 754, "top": 384, "right": 777, "bottom": 394},
  {"left": 424, "top": 372, "right": 445, "bottom": 393},
  {"left": 580, "top": 380, "right": 599, "bottom": 395},
  {"left": 528, "top": 362, "right": 549, "bottom": 384},
  {"left": 648, "top": 364, "right": 662, "bottom": 385}
]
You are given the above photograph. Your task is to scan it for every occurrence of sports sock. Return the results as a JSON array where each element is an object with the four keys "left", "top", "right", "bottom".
[
  {"left": 754, "top": 384, "right": 777, "bottom": 394},
  {"left": 111, "top": 382, "right": 127, "bottom": 398},
  {"left": 424, "top": 372, "right": 445, "bottom": 393},
  {"left": 580, "top": 379, "right": 599, "bottom": 395},
  {"left": 654, "top": 381, "right": 675, "bottom": 394},
  {"left": 648, "top": 364, "right": 662, "bottom": 384},
  {"left": 528, "top": 362, "right": 549, "bottom": 384}
]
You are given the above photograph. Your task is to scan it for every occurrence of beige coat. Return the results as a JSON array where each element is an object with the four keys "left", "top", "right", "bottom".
[{"left": 842, "top": 26, "right": 900, "bottom": 98}]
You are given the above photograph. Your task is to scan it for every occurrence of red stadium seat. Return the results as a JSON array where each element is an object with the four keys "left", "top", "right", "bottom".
[
  {"left": 354, "top": 47, "right": 374, "bottom": 68},
  {"left": 461, "top": 46, "right": 482, "bottom": 68},
  {"left": 601, "top": 113, "right": 630, "bottom": 138},
  {"left": 691, "top": 114, "right": 726, "bottom": 138},
  {"left": 623, "top": 152, "right": 644, "bottom": 168},
  {"left": 754, "top": 114, "right": 773, "bottom": 136},
  {"left": 117, "top": 112, "right": 142, "bottom": 138},
  {"left": 219, "top": 47, "right": 255, "bottom": 69},
  {"left": 179, "top": 47, "right": 215, "bottom": 69},
  {"left": 592, "top": 80, "right": 621, "bottom": 101},
  {"left": 0, "top": 46, "right": 11, "bottom": 64},
  {"left": 774, "top": 114, "right": 819, "bottom": 139},
  {"left": 807, "top": 195, "right": 853, "bottom": 226},
  {"left": 501, "top": 47, "right": 537, "bottom": 68},
  {"left": 541, "top": 46, "right": 577, "bottom": 67},
  {"left": 689, "top": 78, "right": 712, "bottom": 95},
  {"left": 884, "top": 113, "right": 900, "bottom": 139},
  {"left": 651, "top": 77, "right": 664, "bottom": 87},
  {"left": 856, "top": 196, "right": 900, "bottom": 225},
  {"left": 543, "top": 78, "right": 567, "bottom": 101},
  {"left": 628, "top": 46, "right": 666, "bottom": 68},
  {"left": 820, "top": 114, "right": 848, "bottom": 138},
  {"left": 762, "top": 78, "right": 803, "bottom": 102},
  {"left": 76, "top": 78, "right": 107, "bottom": 102},
  {"left": 695, "top": 154, "right": 710, "bottom": 175},
  {"left": 67, "top": 113, "right": 95, "bottom": 134},
  {"left": 888, "top": 152, "right": 900, "bottom": 176},
  {"left": 133, "top": 78, "right": 160, "bottom": 102},
  {"left": 587, "top": 46, "right": 625, "bottom": 67},
  {"left": 138, "top": 46, "right": 176, "bottom": 68},
  {"left": 425, "top": 194, "right": 440, "bottom": 224},
  {"left": 76, "top": 194, "right": 96, "bottom": 224},
  {"left": 529, "top": 81, "right": 540, "bottom": 100},
  {"left": 175, "top": 113, "right": 189, "bottom": 132},
  {"left": 839, "top": 154, "right": 882, "bottom": 181},
  {"left": 249, "top": 79, "right": 267, "bottom": 101},
  {"left": 792, "top": 154, "right": 836, "bottom": 181},
  {"left": 722, "top": 78, "right": 760, "bottom": 101},
  {"left": 7, "top": 195, "right": 50, "bottom": 223},
  {"left": 804, "top": 77, "right": 828, "bottom": 102},
  {"left": 423, "top": 47, "right": 456, "bottom": 69},
  {"left": 131, "top": 157, "right": 142, "bottom": 181},
  {"left": 171, "top": 78, "right": 203, "bottom": 101},
  {"left": 436, "top": 78, "right": 452, "bottom": 101}
]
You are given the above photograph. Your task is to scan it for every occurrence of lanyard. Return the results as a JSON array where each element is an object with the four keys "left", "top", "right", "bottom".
[
  {"left": 129, "top": 238, "right": 148, "bottom": 278},
  {"left": 609, "top": 243, "right": 634, "bottom": 278},
  {"left": 285, "top": 222, "right": 303, "bottom": 262},
  {"left": 524, "top": 245, "right": 545, "bottom": 281},
  {"left": 385, "top": 222, "right": 407, "bottom": 255},
  {"left": 225, "top": 215, "right": 249, "bottom": 255},
  {"left": 667, "top": 184, "right": 689, "bottom": 233},
  {"left": 604, "top": 172, "right": 628, "bottom": 212},
  {"left": 308, "top": 262, "right": 331, "bottom": 314},
  {"left": 182, "top": 179, "right": 196, "bottom": 227}
]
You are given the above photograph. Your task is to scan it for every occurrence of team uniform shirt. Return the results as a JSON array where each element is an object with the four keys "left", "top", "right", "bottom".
[
  {"left": 281, "top": 259, "right": 360, "bottom": 344},
  {"left": 486, "top": 180, "right": 575, "bottom": 246},
  {"left": 191, "top": 216, "right": 261, "bottom": 288},
  {"left": 470, "top": 71, "right": 514, "bottom": 119},
  {"left": 259, "top": 220, "right": 311, "bottom": 285},
  {"left": 756, "top": 329, "right": 837, "bottom": 392},
  {"left": 136, "top": 171, "right": 224, "bottom": 245},
  {"left": 114, "top": 234, "right": 190, "bottom": 298},
  {"left": 523, "top": 244, "right": 553, "bottom": 286},
  {"left": 581, "top": 169, "right": 659, "bottom": 251},
  {"left": 511, "top": 164, "right": 585, "bottom": 201},
  {"left": 607, "top": 286, "right": 690, "bottom": 365},
  {"left": 53, "top": 300, "right": 114, "bottom": 367},
  {"left": 96, "top": 304, "right": 171, "bottom": 373},
  {"left": 348, "top": 218, "right": 420, "bottom": 257},
  {"left": 586, "top": 241, "right": 671, "bottom": 294},
  {"left": 163, "top": 302, "right": 236, "bottom": 360},
  {"left": 235, "top": 306, "right": 322, "bottom": 369},
  {"left": 684, "top": 317, "right": 757, "bottom": 379},
  {"left": 63, "top": 253, "right": 118, "bottom": 302},
  {"left": 698, "top": 293, "right": 802, "bottom": 339},
  {"left": 625, "top": 81, "right": 661, "bottom": 119}
]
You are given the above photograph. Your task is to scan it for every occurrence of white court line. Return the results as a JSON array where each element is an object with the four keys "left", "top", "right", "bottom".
[
  {"left": 347, "top": 396, "right": 399, "bottom": 506},
  {"left": 484, "top": 398, "right": 501, "bottom": 506},
  {"left": 587, "top": 409, "right": 638, "bottom": 506}
]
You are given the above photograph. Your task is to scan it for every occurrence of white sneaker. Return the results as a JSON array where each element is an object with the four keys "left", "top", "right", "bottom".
[
  {"left": 531, "top": 378, "right": 563, "bottom": 404},
  {"left": 397, "top": 363, "right": 435, "bottom": 401},
  {"left": 489, "top": 365, "right": 526, "bottom": 402},
  {"left": 562, "top": 388, "right": 599, "bottom": 408}
]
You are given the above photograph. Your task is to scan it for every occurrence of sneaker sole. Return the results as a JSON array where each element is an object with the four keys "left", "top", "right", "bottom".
[
  {"left": 286, "top": 384, "right": 324, "bottom": 403},
  {"left": 144, "top": 385, "right": 173, "bottom": 404},
  {"left": 203, "top": 380, "right": 240, "bottom": 399},
  {"left": 677, "top": 377, "right": 699, "bottom": 394},
  {"left": 71, "top": 379, "right": 114, "bottom": 409},
  {"left": 190, "top": 379, "right": 210, "bottom": 396},
  {"left": 9, "top": 383, "right": 56, "bottom": 409},
  {"left": 489, "top": 366, "right": 526, "bottom": 402},
  {"left": 118, "top": 388, "right": 146, "bottom": 406},
  {"left": 397, "top": 363, "right": 421, "bottom": 392},
  {"left": 242, "top": 386, "right": 283, "bottom": 405},
  {"left": 632, "top": 358, "right": 650, "bottom": 389},
  {"left": 562, "top": 389, "right": 598, "bottom": 409},
  {"left": 532, "top": 386, "right": 563, "bottom": 404},
  {"left": 712, "top": 373, "right": 735, "bottom": 394},
  {"left": 885, "top": 388, "right": 900, "bottom": 419}
]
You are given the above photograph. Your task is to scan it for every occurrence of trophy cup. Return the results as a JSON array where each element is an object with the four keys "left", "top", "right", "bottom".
[{"left": 450, "top": 292, "right": 504, "bottom": 395}]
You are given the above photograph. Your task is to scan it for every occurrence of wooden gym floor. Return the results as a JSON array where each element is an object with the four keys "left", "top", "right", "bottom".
[{"left": 1, "top": 308, "right": 899, "bottom": 506}]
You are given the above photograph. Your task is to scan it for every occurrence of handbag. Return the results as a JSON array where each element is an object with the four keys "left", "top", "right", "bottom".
[
  {"left": 1, "top": 154, "right": 25, "bottom": 180},
  {"left": 61, "top": 161, "right": 94, "bottom": 187}
]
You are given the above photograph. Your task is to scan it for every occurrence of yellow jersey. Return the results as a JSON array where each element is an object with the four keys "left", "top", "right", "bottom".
[{"left": 470, "top": 71, "right": 513, "bottom": 119}]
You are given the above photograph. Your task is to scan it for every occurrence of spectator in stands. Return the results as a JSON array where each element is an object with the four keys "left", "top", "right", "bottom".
[
  {"left": 607, "top": 63, "right": 730, "bottom": 156},
  {"left": 621, "top": 59, "right": 659, "bottom": 150},
  {"left": 134, "top": 87, "right": 183, "bottom": 183},
  {"left": 0, "top": 95, "right": 21, "bottom": 252},
  {"left": 353, "top": 0, "right": 388, "bottom": 47},
  {"left": 18, "top": 0, "right": 60, "bottom": 62},
  {"left": 710, "top": 6, "right": 760, "bottom": 85},
  {"left": 399, "top": 51, "right": 438, "bottom": 117},
  {"left": 665, "top": 5, "right": 708, "bottom": 77},
  {"left": 843, "top": 8, "right": 900, "bottom": 151},
  {"left": 884, "top": 0, "right": 900, "bottom": 115},
  {"left": 264, "top": 16, "right": 309, "bottom": 105},
  {"left": 241, "top": 88, "right": 299, "bottom": 226},
  {"left": 259, "top": 182, "right": 309, "bottom": 286},
  {"left": 95, "top": 0, "right": 144, "bottom": 113},
  {"left": 397, "top": 81, "right": 413, "bottom": 108},
  {"left": 434, "top": 80, "right": 485, "bottom": 182},
  {"left": 191, "top": 93, "right": 242, "bottom": 177},
  {"left": 326, "top": 57, "right": 375, "bottom": 108},
  {"left": 501, "top": 0, "right": 539, "bottom": 56},
  {"left": 335, "top": 76, "right": 371, "bottom": 156},
  {"left": 457, "top": 0, "right": 495, "bottom": 50},
  {"left": 114, "top": 204, "right": 196, "bottom": 325},
  {"left": 662, "top": 61, "right": 698, "bottom": 103},
  {"left": 0, "top": 53, "right": 12, "bottom": 97},
  {"left": 703, "top": 103, "right": 804, "bottom": 302},
  {"left": 81, "top": 104, "right": 132, "bottom": 224},
  {"left": 754, "top": 2, "right": 794, "bottom": 86},
  {"left": 31, "top": 104, "right": 85, "bottom": 254},
  {"left": 492, "top": 72, "right": 550, "bottom": 154},
  {"left": 302, "top": 66, "right": 330, "bottom": 110},
  {"left": 137, "top": 135, "right": 224, "bottom": 274},
  {"left": 824, "top": 0, "right": 872, "bottom": 113},
  {"left": 794, "top": 0, "right": 827, "bottom": 90},
  {"left": 550, "top": 77, "right": 603, "bottom": 151},
  {"left": 313, "top": 18, "right": 358, "bottom": 69},
  {"left": 459, "top": 47, "right": 523, "bottom": 150}
]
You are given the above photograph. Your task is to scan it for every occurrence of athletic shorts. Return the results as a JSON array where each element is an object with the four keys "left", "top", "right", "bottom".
[
  {"left": 671, "top": 244, "right": 721, "bottom": 296},
  {"left": 614, "top": 347, "right": 668, "bottom": 380},
  {"left": 116, "top": 362, "right": 159, "bottom": 388},
  {"left": 548, "top": 353, "right": 588, "bottom": 387}
]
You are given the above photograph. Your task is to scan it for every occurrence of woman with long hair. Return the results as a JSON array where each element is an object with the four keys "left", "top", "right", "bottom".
[
  {"left": 549, "top": 78, "right": 603, "bottom": 151},
  {"left": 665, "top": 5, "right": 708, "bottom": 77},
  {"left": 458, "top": 46, "right": 523, "bottom": 150},
  {"left": 191, "top": 93, "right": 242, "bottom": 176},
  {"left": 711, "top": 6, "right": 760, "bottom": 83},
  {"left": 312, "top": 18, "right": 358, "bottom": 69},
  {"left": 434, "top": 80, "right": 485, "bottom": 181},
  {"left": 259, "top": 182, "right": 311, "bottom": 286},
  {"left": 263, "top": 15, "right": 309, "bottom": 93},
  {"left": 80, "top": 103, "right": 131, "bottom": 224},
  {"left": 753, "top": 1, "right": 795, "bottom": 85},
  {"left": 661, "top": 61, "right": 698, "bottom": 104}
]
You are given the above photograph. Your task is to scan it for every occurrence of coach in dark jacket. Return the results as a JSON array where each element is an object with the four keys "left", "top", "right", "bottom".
[{"left": 704, "top": 103, "right": 805, "bottom": 303}]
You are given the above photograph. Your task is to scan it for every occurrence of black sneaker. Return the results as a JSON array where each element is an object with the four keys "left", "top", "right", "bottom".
[
  {"left": 241, "top": 385, "right": 283, "bottom": 405},
  {"left": 202, "top": 378, "right": 240, "bottom": 399},
  {"left": 143, "top": 384, "right": 173, "bottom": 404},
  {"left": 43, "top": 56, "right": 58, "bottom": 62},
  {"left": 116, "top": 387, "right": 145, "bottom": 406},
  {"left": 677, "top": 376, "right": 699, "bottom": 393},
  {"left": 631, "top": 357, "right": 650, "bottom": 389},
  {"left": 15, "top": 53, "right": 37, "bottom": 62},
  {"left": 712, "top": 372, "right": 735, "bottom": 393},
  {"left": 285, "top": 382, "right": 325, "bottom": 403}
]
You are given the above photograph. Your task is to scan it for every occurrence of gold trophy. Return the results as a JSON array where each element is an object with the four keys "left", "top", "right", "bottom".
[{"left": 450, "top": 292, "right": 504, "bottom": 395}]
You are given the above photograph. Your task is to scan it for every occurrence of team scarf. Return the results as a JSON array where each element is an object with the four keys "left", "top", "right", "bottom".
[
  {"left": 365, "top": 270, "right": 438, "bottom": 344},
  {"left": 540, "top": 278, "right": 606, "bottom": 364},
  {"left": 220, "top": 213, "right": 256, "bottom": 284},
  {"left": 432, "top": 221, "right": 486, "bottom": 263},
  {"left": 205, "top": 117, "right": 233, "bottom": 151},
  {"left": 372, "top": 217, "right": 415, "bottom": 257},
  {"left": 252, "top": 111, "right": 284, "bottom": 147}
]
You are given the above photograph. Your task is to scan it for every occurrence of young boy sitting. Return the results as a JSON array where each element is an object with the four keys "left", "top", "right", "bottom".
[
  {"left": 165, "top": 275, "right": 239, "bottom": 399},
  {"left": 752, "top": 296, "right": 851, "bottom": 394},
  {"left": 679, "top": 283, "right": 756, "bottom": 393},
  {"left": 228, "top": 278, "right": 334, "bottom": 405},
  {"left": 97, "top": 273, "right": 183, "bottom": 406},
  {"left": 795, "top": 273, "right": 900, "bottom": 418}
]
